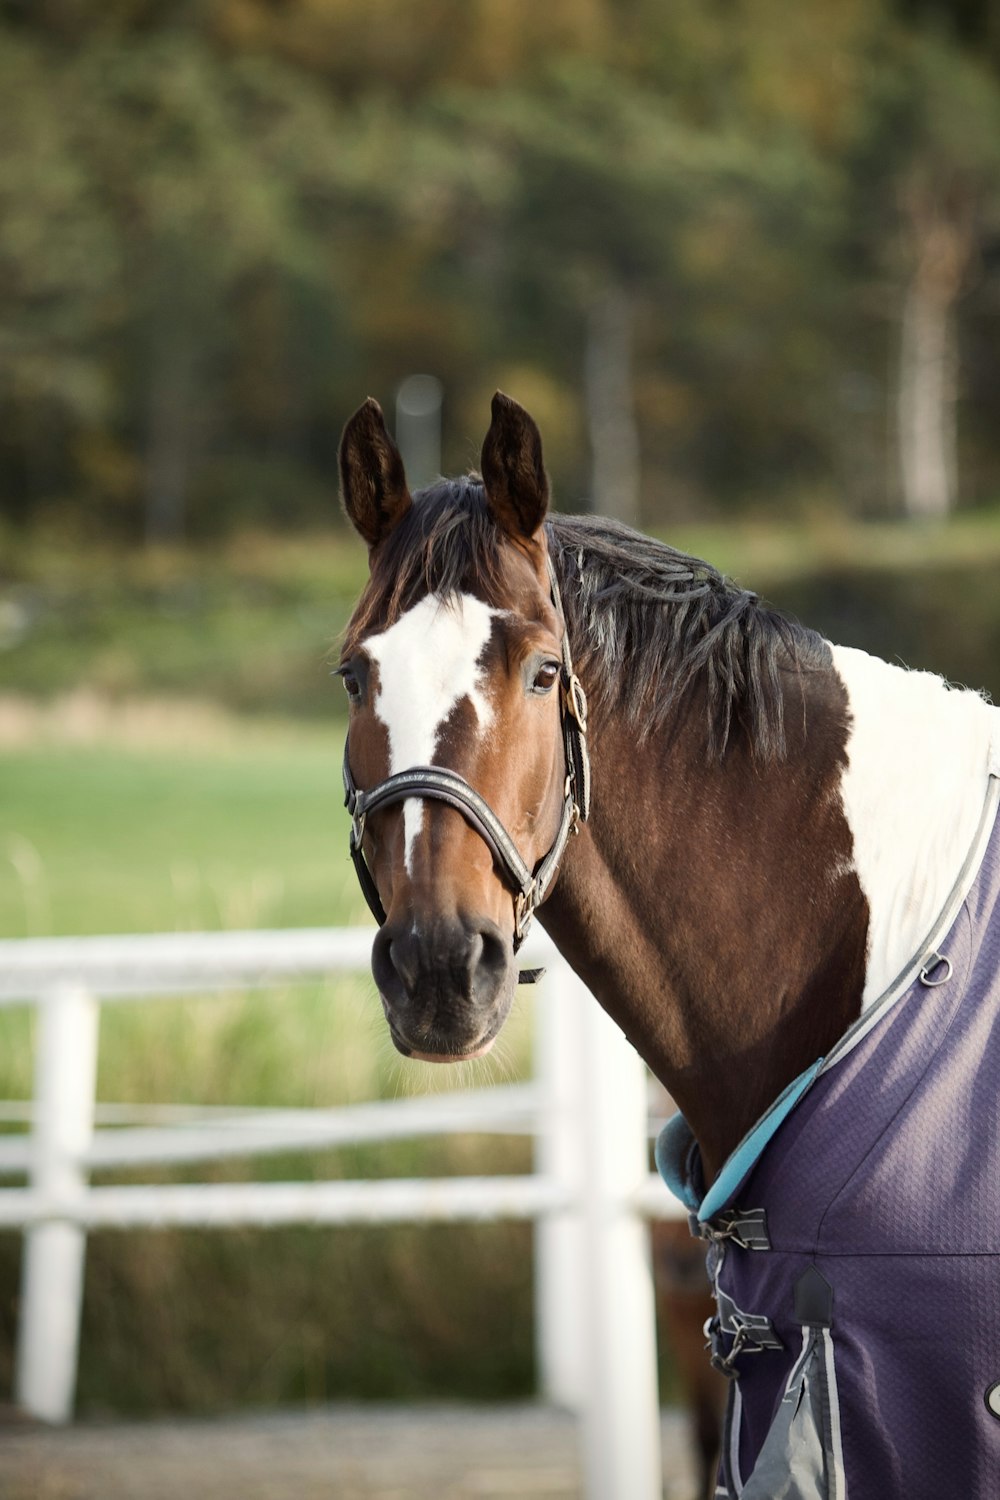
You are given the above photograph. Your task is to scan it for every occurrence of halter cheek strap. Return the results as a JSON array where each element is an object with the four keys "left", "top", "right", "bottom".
[{"left": 341, "top": 557, "right": 590, "bottom": 982}]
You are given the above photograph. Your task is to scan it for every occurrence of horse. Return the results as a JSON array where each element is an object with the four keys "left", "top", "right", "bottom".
[{"left": 337, "top": 391, "right": 1000, "bottom": 1500}]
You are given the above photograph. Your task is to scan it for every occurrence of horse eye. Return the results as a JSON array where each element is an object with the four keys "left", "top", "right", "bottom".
[
  {"left": 340, "top": 671, "right": 361, "bottom": 700},
  {"left": 532, "top": 661, "right": 560, "bottom": 694}
]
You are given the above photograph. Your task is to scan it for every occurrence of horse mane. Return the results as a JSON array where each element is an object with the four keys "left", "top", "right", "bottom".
[
  {"left": 549, "top": 514, "right": 831, "bottom": 760},
  {"left": 343, "top": 478, "right": 829, "bottom": 761}
]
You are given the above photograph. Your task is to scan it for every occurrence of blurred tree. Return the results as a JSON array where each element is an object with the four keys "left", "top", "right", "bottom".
[
  {"left": 890, "top": 39, "right": 1000, "bottom": 518},
  {"left": 839, "top": 28, "right": 1000, "bottom": 517},
  {"left": 1, "top": 0, "right": 999, "bottom": 539},
  {"left": 0, "top": 35, "right": 122, "bottom": 523},
  {"left": 441, "top": 56, "right": 850, "bottom": 522},
  {"left": 76, "top": 35, "right": 352, "bottom": 540},
  {"left": 0, "top": 24, "right": 364, "bottom": 539}
]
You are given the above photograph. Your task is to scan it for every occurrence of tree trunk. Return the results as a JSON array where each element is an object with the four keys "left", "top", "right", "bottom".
[
  {"left": 584, "top": 283, "right": 640, "bottom": 526},
  {"left": 144, "top": 320, "right": 195, "bottom": 545},
  {"left": 897, "top": 256, "right": 958, "bottom": 520},
  {"left": 896, "top": 186, "right": 973, "bottom": 521}
]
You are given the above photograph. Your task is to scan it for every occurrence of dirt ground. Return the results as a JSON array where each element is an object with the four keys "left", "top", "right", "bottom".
[{"left": 0, "top": 1403, "right": 700, "bottom": 1500}]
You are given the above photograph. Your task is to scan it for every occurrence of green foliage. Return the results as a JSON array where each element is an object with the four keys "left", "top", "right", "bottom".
[
  {"left": 0, "top": 532, "right": 365, "bottom": 712},
  {"left": 0, "top": 2, "right": 999, "bottom": 535},
  {"left": 64, "top": 1216, "right": 536, "bottom": 1414}
]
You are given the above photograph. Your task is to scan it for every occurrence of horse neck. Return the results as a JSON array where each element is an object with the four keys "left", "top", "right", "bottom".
[
  {"left": 542, "top": 648, "right": 999, "bottom": 1181},
  {"left": 540, "top": 667, "right": 868, "bottom": 1183}
]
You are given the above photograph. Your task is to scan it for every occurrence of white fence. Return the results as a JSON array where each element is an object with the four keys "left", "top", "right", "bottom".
[{"left": 0, "top": 927, "right": 682, "bottom": 1500}]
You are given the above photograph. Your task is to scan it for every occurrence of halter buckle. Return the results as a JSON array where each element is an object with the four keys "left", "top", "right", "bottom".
[
  {"left": 564, "top": 784, "right": 582, "bottom": 837},
  {"left": 514, "top": 884, "right": 538, "bottom": 943},
  {"left": 563, "top": 673, "right": 589, "bottom": 733}
]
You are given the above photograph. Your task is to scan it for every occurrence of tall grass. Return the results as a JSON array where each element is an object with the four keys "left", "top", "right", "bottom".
[{"left": 0, "top": 727, "right": 541, "bottom": 1413}]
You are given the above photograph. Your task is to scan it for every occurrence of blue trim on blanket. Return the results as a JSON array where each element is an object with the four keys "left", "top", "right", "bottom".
[
  {"left": 654, "top": 1114, "right": 702, "bottom": 1213},
  {"left": 656, "top": 1057, "right": 825, "bottom": 1224},
  {"left": 655, "top": 761, "right": 1000, "bottom": 1228}
]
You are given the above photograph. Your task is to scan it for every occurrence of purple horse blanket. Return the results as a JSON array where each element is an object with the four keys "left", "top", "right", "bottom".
[{"left": 658, "top": 783, "right": 1000, "bottom": 1499}]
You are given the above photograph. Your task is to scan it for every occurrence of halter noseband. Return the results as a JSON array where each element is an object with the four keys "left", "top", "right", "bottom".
[{"left": 341, "top": 559, "right": 591, "bottom": 980}]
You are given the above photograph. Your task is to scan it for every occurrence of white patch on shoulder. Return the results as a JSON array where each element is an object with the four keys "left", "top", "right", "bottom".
[
  {"left": 366, "top": 593, "right": 499, "bottom": 871},
  {"left": 831, "top": 643, "right": 999, "bottom": 1009}
]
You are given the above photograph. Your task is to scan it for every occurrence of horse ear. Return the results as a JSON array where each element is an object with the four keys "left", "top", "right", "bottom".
[
  {"left": 480, "top": 391, "right": 549, "bottom": 541},
  {"left": 339, "top": 398, "right": 412, "bottom": 550}
]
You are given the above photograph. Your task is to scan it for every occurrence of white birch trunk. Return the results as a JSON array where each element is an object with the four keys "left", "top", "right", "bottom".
[
  {"left": 896, "top": 190, "right": 972, "bottom": 521},
  {"left": 897, "top": 268, "right": 958, "bottom": 520},
  {"left": 584, "top": 284, "right": 640, "bottom": 526}
]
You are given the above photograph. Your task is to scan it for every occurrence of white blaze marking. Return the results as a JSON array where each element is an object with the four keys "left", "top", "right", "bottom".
[
  {"left": 831, "top": 643, "right": 999, "bottom": 1009},
  {"left": 366, "top": 593, "right": 499, "bottom": 871}
]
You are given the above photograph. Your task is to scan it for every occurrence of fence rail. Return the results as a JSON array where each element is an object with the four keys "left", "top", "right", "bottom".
[{"left": 0, "top": 926, "right": 681, "bottom": 1500}]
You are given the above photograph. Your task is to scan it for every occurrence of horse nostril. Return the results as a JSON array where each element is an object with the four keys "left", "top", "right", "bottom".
[
  {"left": 372, "top": 925, "right": 416, "bottom": 1010},
  {"left": 466, "top": 929, "right": 484, "bottom": 979},
  {"left": 467, "top": 918, "right": 510, "bottom": 1002},
  {"left": 388, "top": 931, "right": 420, "bottom": 995}
]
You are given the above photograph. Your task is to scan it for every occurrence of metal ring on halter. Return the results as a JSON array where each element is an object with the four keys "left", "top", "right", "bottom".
[
  {"left": 514, "top": 886, "right": 538, "bottom": 943},
  {"left": 564, "top": 672, "right": 588, "bottom": 732},
  {"left": 919, "top": 951, "right": 953, "bottom": 988}
]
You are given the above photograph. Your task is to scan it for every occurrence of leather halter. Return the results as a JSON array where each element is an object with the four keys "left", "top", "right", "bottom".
[{"left": 341, "top": 559, "right": 590, "bottom": 979}]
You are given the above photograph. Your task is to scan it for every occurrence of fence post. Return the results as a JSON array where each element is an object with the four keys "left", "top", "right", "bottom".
[
  {"left": 16, "top": 984, "right": 100, "bottom": 1424},
  {"left": 577, "top": 974, "right": 663, "bottom": 1500},
  {"left": 534, "top": 960, "right": 588, "bottom": 1409}
]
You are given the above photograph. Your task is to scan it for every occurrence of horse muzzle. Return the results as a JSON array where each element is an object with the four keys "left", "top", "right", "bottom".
[{"left": 371, "top": 913, "right": 516, "bottom": 1061}]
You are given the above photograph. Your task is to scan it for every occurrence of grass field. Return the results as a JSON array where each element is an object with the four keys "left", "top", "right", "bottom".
[
  {"left": 0, "top": 719, "right": 541, "bottom": 1414},
  {"left": 0, "top": 728, "right": 358, "bottom": 938},
  {"left": 1, "top": 511, "right": 997, "bottom": 1414},
  {"left": 0, "top": 718, "right": 542, "bottom": 1095}
]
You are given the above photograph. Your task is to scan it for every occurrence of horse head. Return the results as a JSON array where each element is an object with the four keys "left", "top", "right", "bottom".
[{"left": 338, "top": 393, "right": 584, "bottom": 1063}]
